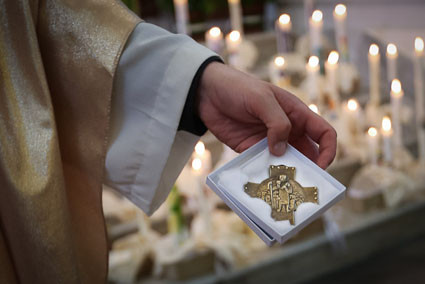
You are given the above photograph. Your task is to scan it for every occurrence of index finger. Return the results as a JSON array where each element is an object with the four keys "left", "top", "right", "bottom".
[{"left": 272, "top": 86, "right": 337, "bottom": 169}]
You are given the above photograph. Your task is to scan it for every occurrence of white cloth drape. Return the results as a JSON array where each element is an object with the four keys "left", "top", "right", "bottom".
[{"left": 104, "top": 23, "right": 216, "bottom": 215}]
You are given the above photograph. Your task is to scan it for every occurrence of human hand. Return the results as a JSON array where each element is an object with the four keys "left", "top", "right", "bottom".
[{"left": 197, "top": 62, "right": 337, "bottom": 169}]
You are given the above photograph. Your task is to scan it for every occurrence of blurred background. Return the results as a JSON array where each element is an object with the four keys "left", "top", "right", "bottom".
[{"left": 105, "top": 0, "right": 425, "bottom": 283}]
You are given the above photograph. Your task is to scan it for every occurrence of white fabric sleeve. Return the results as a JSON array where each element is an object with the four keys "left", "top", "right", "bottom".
[{"left": 104, "top": 23, "right": 217, "bottom": 215}]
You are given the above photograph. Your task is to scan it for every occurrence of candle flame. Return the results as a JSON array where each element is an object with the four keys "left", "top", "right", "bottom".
[
  {"left": 229, "top": 30, "right": 241, "bottom": 42},
  {"left": 328, "top": 51, "right": 339, "bottom": 65},
  {"left": 382, "top": 116, "right": 392, "bottom": 132},
  {"left": 274, "top": 56, "right": 285, "bottom": 67},
  {"left": 192, "top": 158, "right": 202, "bottom": 171},
  {"left": 391, "top": 79, "right": 403, "bottom": 97},
  {"left": 309, "top": 104, "right": 319, "bottom": 114},
  {"left": 386, "top": 43, "right": 397, "bottom": 56},
  {"left": 334, "top": 4, "right": 347, "bottom": 16},
  {"left": 228, "top": 0, "right": 240, "bottom": 3},
  {"left": 195, "top": 141, "right": 205, "bottom": 155},
  {"left": 279, "top": 14, "right": 291, "bottom": 25},
  {"left": 347, "top": 99, "right": 358, "bottom": 111},
  {"left": 369, "top": 44, "right": 379, "bottom": 56},
  {"left": 312, "top": 10, "right": 323, "bottom": 22},
  {"left": 209, "top": 27, "right": 221, "bottom": 37},
  {"left": 415, "top": 37, "right": 424, "bottom": 53},
  {"left": 308, "top": 55, "right": 319, "bottom": 68},
  {"left": 368, "top": 127, "right": 378, "bottom": 137}
]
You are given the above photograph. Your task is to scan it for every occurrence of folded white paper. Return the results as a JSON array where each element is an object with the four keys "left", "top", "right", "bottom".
[{"left": 207, "top": 138, "right": 346, "bottom": 245}]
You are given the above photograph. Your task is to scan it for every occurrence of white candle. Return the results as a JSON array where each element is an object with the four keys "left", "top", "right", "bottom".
[
  {"left": 386, "top": 43, "right": 398, "bottom": 87},
  {"left": 414, "top": 37, "right": 425, "bottom": 162},
  {"left": 228, "top": 0, "right": 244, "bottom": 34},
  {"left": 368, "top": 44, "right": 381, "bottom": 105},
  {"left": 226, "top": 30, "right": 242, "bottom": 68},
  {"left": 381, "top": 116, "right": 393, "bottom": 163},
  {"left": 191, "top": 157, "right": 212, "bottom": 234},
  {"left": 306, "top": 55, "right": 320, "bottom": 103},
  {"left": 275, "top": 14, "right": 292, "bottom": 54},
  {"left": 205, "top": 27, "right": 224, "bottom": 54},
  {"left": 325, "top": 51, "right": 340, "bottom": 105},
  {"left": 309, "top": 10, "right": 323, "bottom": 59},
  {"left": 346, "top": 98, "right": 361, "bottom": 135},
  {"left": 390, "top": 79, "right": 404, "bottom": 148},
  {"left": 271, "top": 55, "right": 286, "bottom": 84},
  {"left": 194, "top": 141, "right": 212, "bottom": 175},
  {"left": 173, "top": 0, "right": 191, "bottom": 35},
  {"left": 367, "top": 127, "right": 379, "bottom": 165},
  {"left": 333, "top": 4, "right": 349, "bottom": 62}
]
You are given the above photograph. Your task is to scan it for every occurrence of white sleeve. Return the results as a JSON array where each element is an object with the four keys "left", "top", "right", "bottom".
[{"left": 104, "top": 22, "right": 217, "bottom": 215}]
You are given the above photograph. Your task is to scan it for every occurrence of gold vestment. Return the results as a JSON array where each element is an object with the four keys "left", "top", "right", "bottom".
[{"left": 0, "top": 0, "right": 140, "bottom": 282}]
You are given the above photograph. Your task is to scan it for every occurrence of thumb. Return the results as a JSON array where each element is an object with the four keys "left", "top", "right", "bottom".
[{"left": 253, "top": 93, "right": 292, "bottom": 156}]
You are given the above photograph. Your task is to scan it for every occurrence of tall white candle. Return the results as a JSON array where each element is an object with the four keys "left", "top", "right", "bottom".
[
  {"left": 346, "top": 98, "right": 361, "bottom": 136},
  {"left": 173, "top": 0, "right": 191, "bottom": 35},
  {"left": 228, "top": 0, "right": 244, "bottom": 34},
  {"left": 309, "top": 10, "right": 323, "bottom": 59},
  {"left": 333, "top": 4, "right": 349, "bottom": 62},
  {"left": 306, "top": 55, "right": 320, "bottom": 103},
  {"left": 325, "top": 51, "right": 340, "bottom": 105},
  {"left": 390, "top": 79, "right": 404, "bottom": 148},
  {"left": 270, "top": 56, "right": 286, "bottom": 85},
  {"left": 205, "top": 27, "right": 224, "bottom": 54},
  {"left": 191, "top": 158, "right": 212, "bottom": 234},
  {"left": 226, "top": 30, "right": 242, "bottom": 68},
  {"left": 367, "top": 127, "right": 379, "bottom": 165},
  {"left": 386, "top": 43, "right": 398, "bottom": 87},
  {"left": 414, "top": 37, "right": 425, "bottom": 162},
  {"left": 381, "top": 116, "right": 393, "bottom": 163},
  {"left": 276, "top": 14, "right": 292, "bottom": 54},
  {"left": 368, "top": 44, "right": 381, "bottom": 105}
]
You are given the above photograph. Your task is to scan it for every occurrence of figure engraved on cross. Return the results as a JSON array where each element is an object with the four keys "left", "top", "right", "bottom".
[{"left": 244, "top": 165, "right": 319, "bottom": 225}]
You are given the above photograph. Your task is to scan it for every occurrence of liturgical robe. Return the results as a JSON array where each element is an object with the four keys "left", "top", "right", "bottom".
[{"left": 0, "top": 0, "right": 215, "bottom": 283}]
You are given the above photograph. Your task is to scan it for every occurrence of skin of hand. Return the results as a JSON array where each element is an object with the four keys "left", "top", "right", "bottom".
[{"left": 197, "top": 62, "right": 337, "bottom": 169}]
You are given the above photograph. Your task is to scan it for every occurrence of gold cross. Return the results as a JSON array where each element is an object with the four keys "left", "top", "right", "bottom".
[{"left": 244, "top": 165, "right": 318, "bottom": 225}]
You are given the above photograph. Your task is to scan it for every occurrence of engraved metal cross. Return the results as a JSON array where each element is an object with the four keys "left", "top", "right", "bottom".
[{"left": 244, "top": 165, "right": 318, "bottom": 225}]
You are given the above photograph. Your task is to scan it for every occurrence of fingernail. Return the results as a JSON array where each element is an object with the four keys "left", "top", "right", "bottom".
[{"left": 274, "top": 142, "right": 287, "bottom": 156}]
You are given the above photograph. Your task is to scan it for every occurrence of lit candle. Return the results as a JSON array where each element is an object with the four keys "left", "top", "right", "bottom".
[
  {"left": 367, "top": 127, "right": 379, "bottom": 165},
  {"left": 346, "top": 98, "right": 361, "bottom": 135},
  {"left": 414, "top": 37, "right": 425, "bottom": 162},
  {"left": 381, "top": 116, "right": 393, "bottom": 163},
  {"left": 270, "top": 55, "right": 286, "bottom": 85},
  {"left": 173, "top": 0, "right": 191, "bottom": 35},
  {"left": 390, "top": 79, "right": 404, "bottom": 148},
  {"left": 309, "top": 10, "right": 323, "bottom": 61},
  {"left": 193, "top": 141, "right": 212, "bottom": 176},
  {"left": 325, "top": 51, "right": 340, "bottom": 105},
  {"left": 228, "top": 0, "right": 243, "bottom": 34},
  {"left": 309, "top": 104, "right": 320, "bottom": 114},
  {"left": 386, "top": 43, "right": 398, "bottom": 87},
  {"left": 226, "top": 30, "right": 242, "bottom": 68},
  {"left": 368, "top": 44, "right": 381, "bottom": 105},
  {"left": 191, "top": 157, "right": 212, "bottom": 234},
  {"left": 306, "top": 55, "right": 320, "bottom": 103},
  {"left": 275, "top": 13, "right": 292, "bottom": 54},
  {"left": 333, "top": 4, "right": 349, "bottom": 62},
  {"left": 205, "top": 27, "right": 224, "bottom": 54}
]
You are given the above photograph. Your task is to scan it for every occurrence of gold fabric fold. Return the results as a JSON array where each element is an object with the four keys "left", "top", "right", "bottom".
[{"left": 0, "top": 0, "right": 140, "bottom": 282}]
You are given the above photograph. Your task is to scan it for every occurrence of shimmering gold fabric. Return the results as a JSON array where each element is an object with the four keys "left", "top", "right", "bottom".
[{"left": 0, "top": 0, "right": 140, "bottom": 282}]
